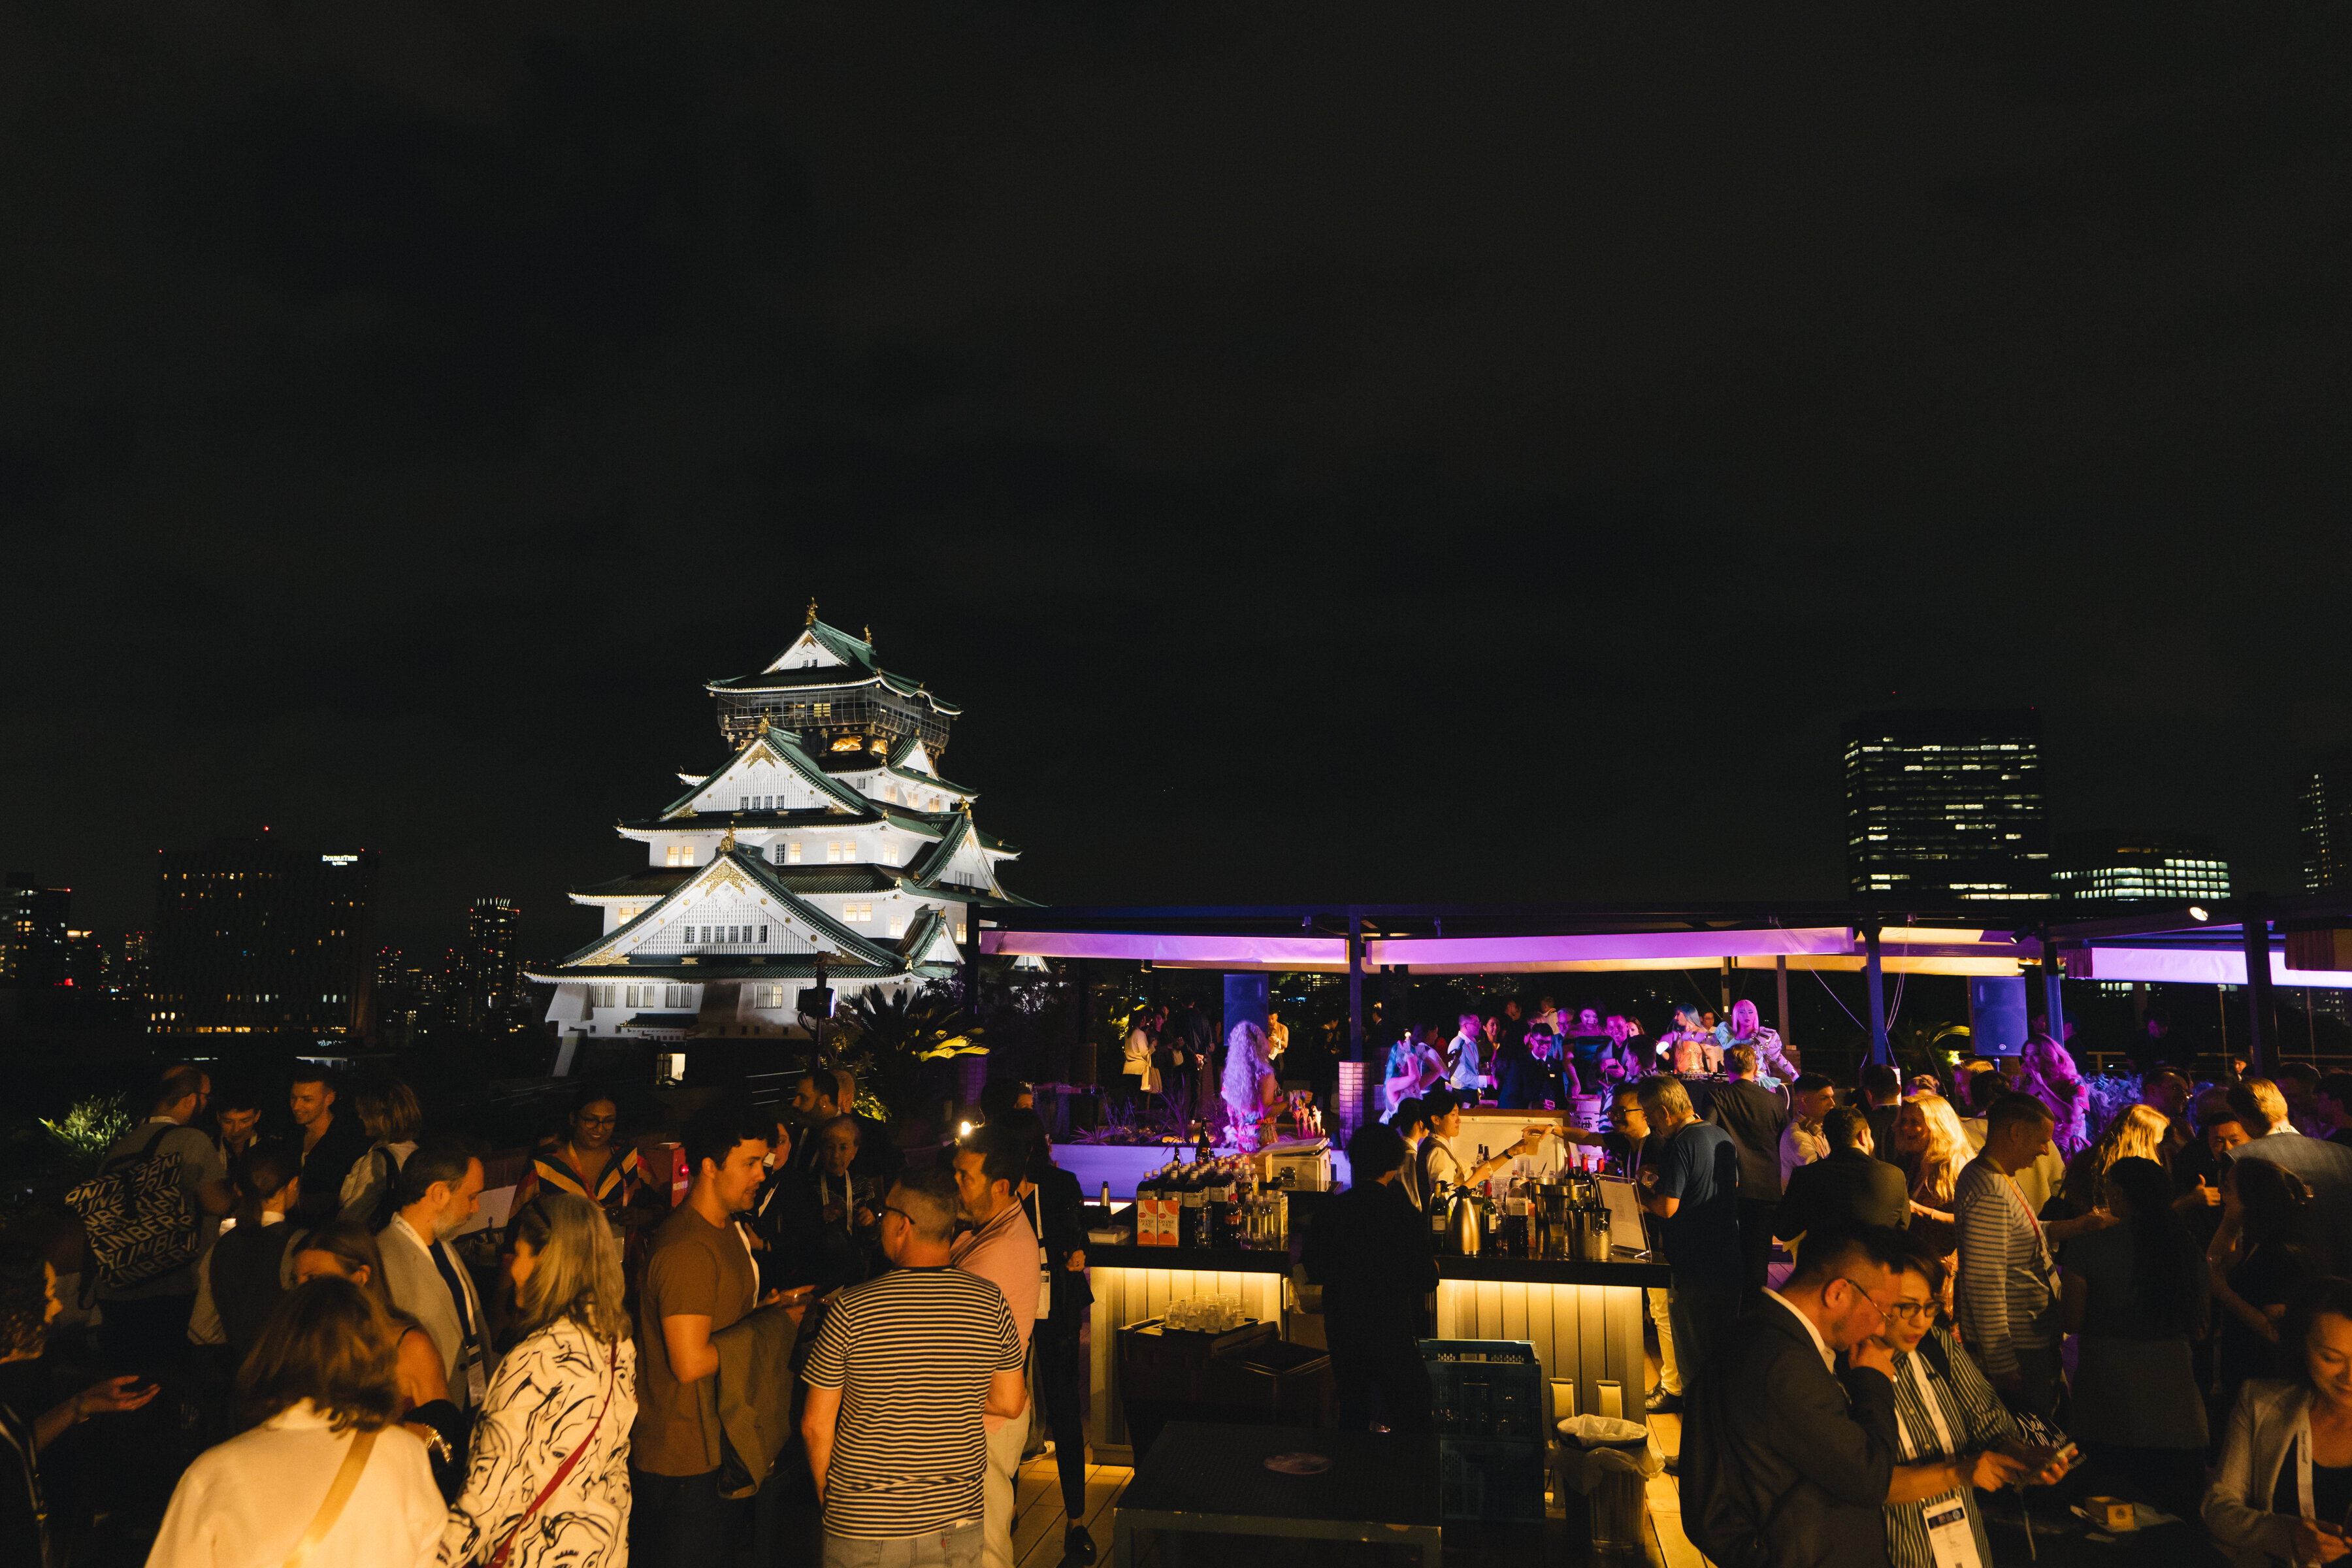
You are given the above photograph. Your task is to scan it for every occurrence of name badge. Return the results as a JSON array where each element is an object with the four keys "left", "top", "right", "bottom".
[{"left": 1921, "top": 1497, "right": 1983, "bottom": 1568}]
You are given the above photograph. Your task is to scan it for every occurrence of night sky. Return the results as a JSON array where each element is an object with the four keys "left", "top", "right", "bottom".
[{"left": 8, "top": 7, "right": 2351, "bottom": 964}]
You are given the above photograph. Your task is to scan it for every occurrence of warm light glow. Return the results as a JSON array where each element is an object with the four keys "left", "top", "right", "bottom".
[
  {"left": 2190, "top": 906, "right": 2210, "bottom": 921},
  {"left": 957, "top": 1120, "right": 973, "bottom": 1138}
]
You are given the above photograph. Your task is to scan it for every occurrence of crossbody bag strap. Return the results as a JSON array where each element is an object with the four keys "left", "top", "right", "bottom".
[
  {"left": 284, "top": 1428, "right": 377, "bottom": 1568},
  {"left": 485, "top": 1338, "right": 620, "bottom": 1568}
]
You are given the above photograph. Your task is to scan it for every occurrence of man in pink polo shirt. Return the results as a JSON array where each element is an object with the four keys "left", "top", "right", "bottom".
[{"left": 951, "top": 1124, "right": 1041, "bottom": 1568}]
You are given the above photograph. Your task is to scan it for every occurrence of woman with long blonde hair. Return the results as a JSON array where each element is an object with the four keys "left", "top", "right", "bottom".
[
  {"left": 1892, "top": 1092, "right": 1970, "bottom": 1256},
  {"left": 1221, "top": 1021, "right": 1281, "bottom": 1152},
  {"left": 2057, "top": 1103, "right": 2171, "bottom": 1219},
  {"left": 437, "top": 1191, "right": 636, "bottom": 1568}
]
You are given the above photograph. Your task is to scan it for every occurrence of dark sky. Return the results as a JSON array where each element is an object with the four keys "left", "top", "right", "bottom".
[{"left": 7, "top": 5, "right": 2351, "bottom": 964}]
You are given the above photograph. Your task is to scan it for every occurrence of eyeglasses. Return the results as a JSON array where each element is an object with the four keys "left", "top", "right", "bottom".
[
  {"left": 880, "top": 1205, "right": 913, "bottom": 1227},
  {"left": 1835, "top": 1279, "right": 1897, "bottom": 1323},
  {"left": 1887, "top": 1300, "right": 1936, "bottom": 1324}
]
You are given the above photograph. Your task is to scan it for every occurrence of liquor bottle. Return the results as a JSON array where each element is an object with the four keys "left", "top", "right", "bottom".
[
  {"left": 1206, "top": 1164, "right": 1230, "bottom": 1249},
  {"left": 1431, "top": 1184, "right": 1451, "bottom": 1248},
  {"left": 1180, "top": 1164, "right": 1205, "bottom": 1249},
  {"left": 1502, "top": 1187, "right": 1529, "bottom": 1257},
  {"left": 1100, "top": 1180, "right": 1111, "bottom": 1216}
]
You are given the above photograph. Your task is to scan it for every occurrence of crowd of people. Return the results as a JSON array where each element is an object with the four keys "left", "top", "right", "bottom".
[
  {"left": 3, "top": 1061, "right": 1096, "bottom": 1568},
  {"left": 1358, "top": 1004, "right": 2352, "bottom": 1568}
]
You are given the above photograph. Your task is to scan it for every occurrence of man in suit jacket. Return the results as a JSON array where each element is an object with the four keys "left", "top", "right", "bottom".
[
  {"left": 1774, "top": 1107, "right": 1911, "bottom": 1261},
  {"left": 1681, "top": 1228, "right": 1908, "bottom": 1568},
  {"left": 1708, "top": 1045, "right": 1792, "bottom": 1313},
  {"left": 379, "top": 1136, "right": 491, "bottom": 1410}
]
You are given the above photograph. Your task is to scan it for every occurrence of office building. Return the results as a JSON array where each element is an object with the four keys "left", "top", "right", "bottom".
[
  {"left": 457, "top": 898, "right": 523, "bottom": 1032},
  {"left": 148, "top": 839, "right": 377, "bottom": 1043},
  {"left": 2302, "top": 755, "right": 2352, "bottom": 893},
  {"left": 1842, "top": 710, "right": 2049, "bottom": 902},
  {"left": 2051, "top": 830, "right": 2231, "bottom": 907},
  {"left": 2, "top": 874, "right": 71, "bottom": 988}
]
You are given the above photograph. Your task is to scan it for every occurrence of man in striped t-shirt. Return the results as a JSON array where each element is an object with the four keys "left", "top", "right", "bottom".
[{"left": 803, "top": 1166, "right": 1029, "bottom": 1567}]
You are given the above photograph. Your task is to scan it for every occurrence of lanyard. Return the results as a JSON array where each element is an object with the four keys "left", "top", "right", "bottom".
[
  {"left": 2300, "top": 1405, "right": 2318, "bottom": 1522},
  {"left": 1893, "top": 1354, "right": 1959, "bottom": 1461}
]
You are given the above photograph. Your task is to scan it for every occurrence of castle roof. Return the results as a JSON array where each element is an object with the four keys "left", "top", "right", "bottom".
[
  {"left": 706, "top": 616, "right": 960, "bottom": 713},
  {"left": 534, "top": 843, "right": 960, "bottom": 981}
]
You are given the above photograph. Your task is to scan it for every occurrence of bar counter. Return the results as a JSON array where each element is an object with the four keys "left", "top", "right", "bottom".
[{"left": 1081, "top": 1242, "right": 1664, "bottom": 1462}]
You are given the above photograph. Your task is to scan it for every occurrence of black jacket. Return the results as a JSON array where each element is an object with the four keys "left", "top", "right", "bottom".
[
  {"left": 1024, "top": 1166, "right": 1095, "bottom": 1330},
  {"left": 1773, "top": 1149, "right": 1912, "bottom": 1246},
  {"left": 1681, "top": 1301, "right": 1901, "bottom": 1568},
  {"left": 1708, "top": 1079, "right": 1793, "bottom": 1201},
  {"left": 294, "top": 1113, "right": 374, "bottom": 1228},
  {"left": 1301, "top": 1177, "right": 1437, "bottom": 1345}
]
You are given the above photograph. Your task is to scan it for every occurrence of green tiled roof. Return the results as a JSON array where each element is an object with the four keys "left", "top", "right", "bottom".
[
  {"left": 708, "top": 621, "right": 961, "bottom": 713},
  {"left": 653, "top": 726, "right": 874, "bottom": 823},
  {"left": 571, "top": 870, "right": 694, "bottom": 900},
  {"left": 547, "top": 845, "right": 906, "bottom": 972}
]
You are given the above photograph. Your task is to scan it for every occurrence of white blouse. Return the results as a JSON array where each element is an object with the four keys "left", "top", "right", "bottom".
[
  {"left": 436, "top": 1319, "right": 637, "bottom": 1568},
  {"left": 148, "top": 1401, "right": 443, "bottom": 1567}
]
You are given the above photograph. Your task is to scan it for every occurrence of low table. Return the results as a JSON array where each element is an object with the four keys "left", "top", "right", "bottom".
[{"left": 1111, "top": 1420, "right": 1443, "bottom": 1568}]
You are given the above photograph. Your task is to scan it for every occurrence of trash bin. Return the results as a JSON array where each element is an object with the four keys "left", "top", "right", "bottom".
[{"left": 1555, "top": 1414, "right": 1658, "bottom": 1560}]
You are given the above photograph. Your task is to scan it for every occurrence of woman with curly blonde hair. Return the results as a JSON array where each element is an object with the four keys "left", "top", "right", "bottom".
[
  {"left": 1221, "top": 1021, "right": 1282, "bottom": 1152},
  {"left": 1891, "top": 1092, "right": 1970, "bottom": 1256}
]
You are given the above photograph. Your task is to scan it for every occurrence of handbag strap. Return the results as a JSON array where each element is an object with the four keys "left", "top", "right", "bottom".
[
  {"left": 486, "top": 1338, "right": 619, "bottom": 1568},
  {"left": 284, "top": 1428, "right": 376, "bottom": 1568}
]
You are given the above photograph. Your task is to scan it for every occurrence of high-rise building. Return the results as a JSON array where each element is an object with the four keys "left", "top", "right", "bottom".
[
  {"left": 532, "top": 610, "right": 1026, "bottom": 1049},
  {"left": 2, "top": 873, "right": 71, "bottom": 988},
  {"left": 2302, "top": 755, "right": 2352, "bottom": 893},
  {"left": 457, "top": 898, "right": 523, "bottom": 1033},
  {"left": 148, "top": 840, "right": 378, "bottom": 1043},
  {"left": 2051, "top": 831, "right": 2231, "bottom": 907},
  {"left": 1842, "top": 710, "right": 2049, "bottom": 902}
]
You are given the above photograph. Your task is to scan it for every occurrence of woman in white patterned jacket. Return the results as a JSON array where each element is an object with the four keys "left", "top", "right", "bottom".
[{"left": 438, "top": 1191, "right": 637, "bottom": 1568}]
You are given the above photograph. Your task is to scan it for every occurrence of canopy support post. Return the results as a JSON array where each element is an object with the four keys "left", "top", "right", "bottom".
[
  {"left": 2242, "top": 893, "right": 2276, "bottom": 1077},
  {"left": 1776, "top": 955, "right": 1792, "bottom": 1057},
  {"left": 1864, "top": 925, "right": 1893, "bottom": 1068},
  {"left": 1346, "top": 909, "right": 1366, "bottom": 1132}
]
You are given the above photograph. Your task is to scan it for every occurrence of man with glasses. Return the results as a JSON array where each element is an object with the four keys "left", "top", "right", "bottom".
[
  {"left": 1680, "top": 1227, "right": 1908, "bottom": 1568},
  {"left": 804, "top": 1167, "right": 1029, "bottom": 1568}
]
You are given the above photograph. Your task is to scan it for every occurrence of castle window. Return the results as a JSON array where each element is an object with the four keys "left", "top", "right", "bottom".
[
  {"left": 814, "top": 702, "right": 832, "bottom": 718},
  {"left": 889, "top": 911, "right": 907, "bottom": 937},
  {"left": 786, "top": 842, "right": 803, "bottom": 864},
  {"left": 845, "top": 903, "right": 874, "bottom": 923},
  {"left": 828, "top": 840, "right": 855, "bottom": 864},
  {"left": 667, "top": 845, "right": 691, "bottom": 867},
  {"left": 664, "top": 984, "right": 689, "bottom": 1008},
  {"left": 955, "top": 923, "right": 968, "bottom": 943}
]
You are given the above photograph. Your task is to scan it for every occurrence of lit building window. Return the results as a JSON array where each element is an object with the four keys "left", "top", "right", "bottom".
[
  {"left": 828, "top": 840, "right": 855, "bottom": 864},
  {"left": 889, "top": 910, "right": 907, "bottom": 937},
  {"left": 845, "top": 903, "right": 874, "bottom": 923}
]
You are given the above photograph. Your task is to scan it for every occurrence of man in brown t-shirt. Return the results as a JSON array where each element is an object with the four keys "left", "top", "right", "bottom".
[{"left": 632, "top": 1103, "right": 777, "bottom": 1568}]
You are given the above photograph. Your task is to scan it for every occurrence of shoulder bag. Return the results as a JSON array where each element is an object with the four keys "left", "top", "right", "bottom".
[
  {"left": 66, "top": 1124, "right": 200, "bottom": 1290},
  {"left": 284, "top": 1429, "right": 378, "bottom": 1568},
  {"left": 481, "top": 1338, "right": 620, "bottom": 1568}
]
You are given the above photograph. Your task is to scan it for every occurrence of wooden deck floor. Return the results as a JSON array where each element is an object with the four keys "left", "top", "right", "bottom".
[{"left": 1011, "top": 1404, "right": 1708, "bottom": 1568}]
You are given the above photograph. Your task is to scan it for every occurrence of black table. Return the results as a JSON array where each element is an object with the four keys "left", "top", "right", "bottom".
[{"left": 1111, "top": 1421, "right": 1444, "bottom": 1568}]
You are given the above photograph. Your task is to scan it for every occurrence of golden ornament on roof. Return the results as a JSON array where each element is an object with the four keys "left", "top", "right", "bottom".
[{"left": 806, "top": 597, "right": 819, "bottom": 626}]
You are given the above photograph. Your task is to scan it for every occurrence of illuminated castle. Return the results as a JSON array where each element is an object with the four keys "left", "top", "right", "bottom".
[{"left": 529, "top": 607, "right": 1028, "bottom": 1051}]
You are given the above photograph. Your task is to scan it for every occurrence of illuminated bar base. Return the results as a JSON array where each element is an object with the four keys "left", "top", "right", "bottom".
[{"left": 1082, "top": 1246, "right": 1665, "bottom": 1463}]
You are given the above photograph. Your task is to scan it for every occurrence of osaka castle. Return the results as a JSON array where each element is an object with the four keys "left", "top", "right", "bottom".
[{"left": 528, "top": 608, "right": 1029, "bottom": 1053}]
